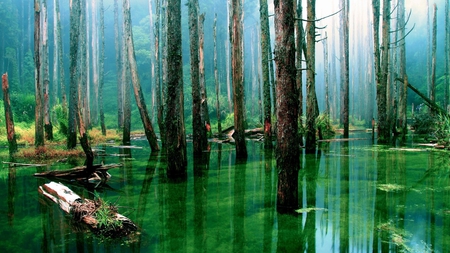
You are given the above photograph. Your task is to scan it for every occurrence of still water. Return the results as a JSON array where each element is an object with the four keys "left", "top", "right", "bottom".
[{"left": 1, "top": 134, "right": 450, "bottom": 252}]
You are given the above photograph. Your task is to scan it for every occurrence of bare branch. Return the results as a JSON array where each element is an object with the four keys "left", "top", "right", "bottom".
[
  {"left": 297, "top": 8, "right": 342, "bottom": 23},
  {"left": 390, "top": 23, "right": 416, "bottom": 45}
]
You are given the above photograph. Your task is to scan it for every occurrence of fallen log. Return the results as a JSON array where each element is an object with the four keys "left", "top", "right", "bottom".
[
  {"left": 38, "top": 181, "right": 137, "bottom": 238},
  {"left": 34, "top": 163, "right": 122, "bottom": 182}
]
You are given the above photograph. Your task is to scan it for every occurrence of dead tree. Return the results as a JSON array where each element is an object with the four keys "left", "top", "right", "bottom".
[
  {"left": 2, "top": 73, "right": 18, "bottom": 154},
  {"left": 34, "top": 0, "right": 45, "bottom": 147}
]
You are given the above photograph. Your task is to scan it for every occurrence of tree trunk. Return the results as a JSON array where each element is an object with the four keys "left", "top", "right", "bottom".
[
  {"left": 295, "top": 0, "right": 303, "bottom": 146},
  {"left": 99, "top": 0, "right": 106, "bottom": 135},
  {"left": 122, "top": 17, "right": 131, "bottom": 145},
  {"left": 340, "top": 0, "right": 349, "bottom": 138},
  {"left": 80, "top": 0, "right": 89, "bottom": 128},
  {"left": 114, "top": 0, "right": 123, "bottom": 130},
  {"left": 154, "top": 0, "right": 166, "bottom": 149},
  {"left": 34, "top": 0, "right": 44, "bottom": 147},
  {"left": 165, "top": 0, "right": 187, "bottom": 176},
  {"left": 260, "top": 0, "right": 272, "bottom": 149},
  {"left": 42, "top": 0, "right": 53, "bottom": 141},
  {"left": 2, "top": 73, "right": 18, "bottom": 155},
  {"left": 199, "top": 13, "right": 210, "bottom": 138},
  {"left": 275, "top": 0, "right": 299, "bottom": 211},
  {"left": 214, "top": 14, "right": 222, "bottom": 136},
  {"left": 397, "top": 0, "right": 408, "bottom": 142},
  {"left": 68, "top": 0, "right": 80, "bottom": 149},
  {"left": 123, "top": 0, "right": 160, "bottom": 152},
  {"left": 230, "top": 0, "right": 247, "bottom": 159},
  {"left": 54, "top": 0, "right": 66, "bottom": 109},
  {"left": 323, "top": 34, "right": 330, "bottom": 116},
  {"left": 188, "top": 0, "right": 207, "bottom": 155},
  {"left": 445, "top": 0, "right": 449, "bottom": 111},
  {"left": 429, "top": 4, "right": 437, "bottom": 115},
  {"left": 91, "top": 1, "right": 99, "bottom": 126},
  {"left": 305, "top": 0, "right": 318, "bottom": 152}
]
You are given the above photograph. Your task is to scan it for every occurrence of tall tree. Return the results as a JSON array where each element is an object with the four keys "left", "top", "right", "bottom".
[
  {"left": 188, "top": 0, "right": 206, "bottom": 155},
  {"left": 214, "top": 14, "right": 222, "bottom": 136},
  {"left": 305, "top": 0, "right": 318, "bottom": 152},
  {"left": 340, "top": 0, "right": 349, "bottom": 138},
  {"left": 68, "top": 0, "right": 80, "bottom": 149},
  {"left": 42, "top": 0, "right": 53, "bottom": 141},
  {"left": 79, "top": 0, "right": 89, "bottom": 128},
  {"left": 122, "top": 15, "right": 132, "bottom": 145},
  {"left": 165, "top": 0, "right": 187, "bottom": 175},
  {"left": 123, "top": 0, "right": 160, "bottom": 152},
  {"left": 34, "top": 0, "right": 44, "bottom": 147},
  {"left": 90, "top": 1, "right": 99, "bottom": 125},
  {"left": 260, "top": 0, "right": 273, "bottom": 149},
  {"left": 114, "top": 0, "right": 123, "bottom": 130},
  {"left": 230, "top": 0, "right": 248, "bottom": 159},
  {"left": 2, "top": 73, "right": 18, "bottom": 155},
  {"left": 397, "top": 0, "right": 408, "bottom": 141},
  {"left": 295, "top": 0, "right": 304, "bottom": 147},
  {"left": 99, "top": 0, "right": 106, "bottom": 135},
  {"left": 429, "top": 4, "right": 437, "bottom": 115},
  {"left": 53, "top": 0, "right": 66, "bottom": 108},
  {"left": 199, "top": 13, "right": 210, "bottom": 136},
  {"left": 275, "top": 0, "right": 299, "bottom": 211}
]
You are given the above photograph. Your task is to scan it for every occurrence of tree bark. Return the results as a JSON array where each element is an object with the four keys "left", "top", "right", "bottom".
[
  {"left": 42, "top": 0, "right": 53, "bottom": 141},
  {"left": 214, "top": 14, "right": 222, "bottom": 136},
  {"left": 68, "top": 0, "right": 80, "bottom": 149},
  {"left": 429, "top": 4, "right": 437, "bottom": 115},
  {"left": 99, "top": 0, "right": 106, "bottom": 135},
  {"left": 340, "top": 0, "right": 349, "bottom": 138},
  {"left": 305, "top": 0, "right": 318, "bottom": 152},
  {"left": 122, "top": 16, "right": 131, "bottom": 145},
  {"left": 188, "top": 0, "right": 207, "bottom": 155},
  {"left": 154, "top": 0, "right": 166, "bottom": 149},
  {"left": 114, "top": 0, "right": 123, "bottom": 130},
  {"left": 260, "top": 0, "right": 273, "bottom": 149},
  {"left": 199, "top": 13, "right": 210, "bottom": 137},
  {"left": 397, "top": 0, "right": 408, "bottom": 141},
  {"left": 295, "top": 0, "right": 303, "bottom": 147},
  {"left": 230, "top": 0, "right": 248, "bottom": 159},
  {"left": 123, "top": 0, "right": 160, "bottom": 152},
  {"left": 2, "top": 73, "right": 18, "bottom": 155},
  {"left": 34, "top": 0, "right": 44, "bottom": 147},
  {"left": 91, "top": 1, "right": 99, "bottom": 126},
  {"left": 166, "top": 0, "right": 187, "bottom": 176},
  {"left": 275, "top": 0, "right": 299, "bottom": 211}
]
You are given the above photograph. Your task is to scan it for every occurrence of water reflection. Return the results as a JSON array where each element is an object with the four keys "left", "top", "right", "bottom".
[{"left": 3, "top": 138, "right": 450, "bottom": 252}]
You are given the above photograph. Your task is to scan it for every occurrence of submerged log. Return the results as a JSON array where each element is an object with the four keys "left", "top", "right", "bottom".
[
  {"left": 38, "top": 181, "right": 137, "bottom": 237},
  {"left": 34, "top": 163, "right": 122, "bottom": 182}
]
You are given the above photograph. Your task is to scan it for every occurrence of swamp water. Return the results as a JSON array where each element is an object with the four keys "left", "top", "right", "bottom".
[{"left": 1, "top": 133, "right": 450, "bottom": 252}]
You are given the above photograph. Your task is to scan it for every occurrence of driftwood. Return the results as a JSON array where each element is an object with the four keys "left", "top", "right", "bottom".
[
  {"left": 39, "top": 181, "right": 137, "bottom": 237},
  {"left": 34, "top": 163, "right": 122, "bottom": 182},
  {"left": 3, "top": 161, "right": 47, "bottom": 168}
]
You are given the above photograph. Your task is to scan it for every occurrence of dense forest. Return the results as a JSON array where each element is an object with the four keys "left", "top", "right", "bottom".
[{"left": 0, "top": 0, "right": 449, "bottom": 167}]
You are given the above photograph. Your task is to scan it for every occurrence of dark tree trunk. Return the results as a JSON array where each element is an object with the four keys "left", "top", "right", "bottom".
[
  {"left": 230, "top": 0, "right": 247, "bottom": 159},
  {"left": 99, "top": 0, "right": 106, "bottom": 135},
  {"left": 42, "top": 0, "right": 53, "bottom": 141},
  {"left": 274, "top": 0, "right": 299, "bottom": 211},
  {"left": 34, "top": 0, "right": 44, "bottom": 147},
  {"left": 122, "top": 19, "right": 131, "bottom": 145},
  {"left": 154, "top": 0, "right": 165, "bottom": 149},
  {"left": 340, "top": 0, "right": 349, "bottom": 138},
  {"left": 114, "top": 0, "right": 123, "bottom": 130},
  {"left": 188, "top": 0, "right": 206, "bottom": 155},
  {"left": 2, "top": 73, "right": 18, "bottom": 155},
  {"left": 123, "top": 0, "right": 160, "bottom": 152},
  {"left": 305, "top": 0, "right": 318, "bottom": 152},
  {"left": 68, "top": 0, "right": 80, "bottom": 149},
  {"left": 295, "top": 0, "right": 303, "bottom": 147},
  {"left": 165, "top": 0, "right": 187, "bottom": 176},
  {"left": 260, "top": 0, "right": 273, "bottom": 149}
]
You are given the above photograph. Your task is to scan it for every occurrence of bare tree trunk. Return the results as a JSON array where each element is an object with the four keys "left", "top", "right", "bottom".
[
  {"left": 260, "top": 0, "right": 273, "bottom": 148},
  {"left": 275, "top": 0, "right": 299, "bottom": 211},
  {"left": 123, "top": 0, "right": 160, "bottom": 152},
  {"left": 34, "top": 0, "right": 44, "bottom": 147},
  {"left": 188, "top": 0, "right": 207, "bottom": 155},
  {"left": 214, "top": 14, "right": 222, "bottom": 136},
  {"left": 305, "top": 0, "right": 318, "bottom": 152},
  {"left": 91, "top": 1, "right": 99, "bottom": 126},
  {"left": 230, "top": 0, "right": 247, "bottom": 159},
  {"left": 397, "top": 0, "right": 408, "bottom": 142},
  {"left": 165, "top": 0, "right": 187, "bottom": 175},
  {"left": 99, "top": 0, "right": 106, "bottom": 135},
  {"left": 68, "top": 0, "right": 80, "bottom": 149},
  {"left": 340, "top": 0, "right": 349, "bottom": 138},
  {"left": 122, "top": 17, "right": 131, "bottom": 145},
  {"left": 323, "top": 34, "right": 330, "bottom": 116},
  {"left": 80, "top": 0, "right": 89, "bottom": 128},
  {"left": 199, "top": 13, "right": 210, "bottom": 137},
  {"left": 42, "top": 0, "right": 53, "bottom": 141},
  {"left": 429, "top": 4, "right": 437, "bottom": 115},
  {"left": 154, "top": 0, "right": 166, "bottom": 149},
  {"left": 295, "top": 0, "right": 303, "bottom": 146},
  {"left": 114, "top": 0, "right": 123, "bottom": 130},
  {"left": 2, "top": 73, "right": 18, "bottom": 155}
]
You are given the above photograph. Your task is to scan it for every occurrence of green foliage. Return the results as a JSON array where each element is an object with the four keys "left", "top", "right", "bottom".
[
  {"left": 412, "top": 111, "right": 437, "bottom": 135},
  {"left": 93, "top": 192, "right": 122, "bottom": 232},
  {"left": 434, "top": 114, "right": 450, "bottom": 146},
  {"left": 316, "top": 114, "right": 335, "bottom": 139},
  {"left": 10, "top": 93, "right": 35, "bottom": 123},
  {"left": 53, "top": 103, "right": 68, "bottom": 137}
]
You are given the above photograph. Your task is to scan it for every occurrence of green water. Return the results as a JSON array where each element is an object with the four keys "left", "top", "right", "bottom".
[{"left": 1, "top": 134, "right": 450, "bottom": 252}]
